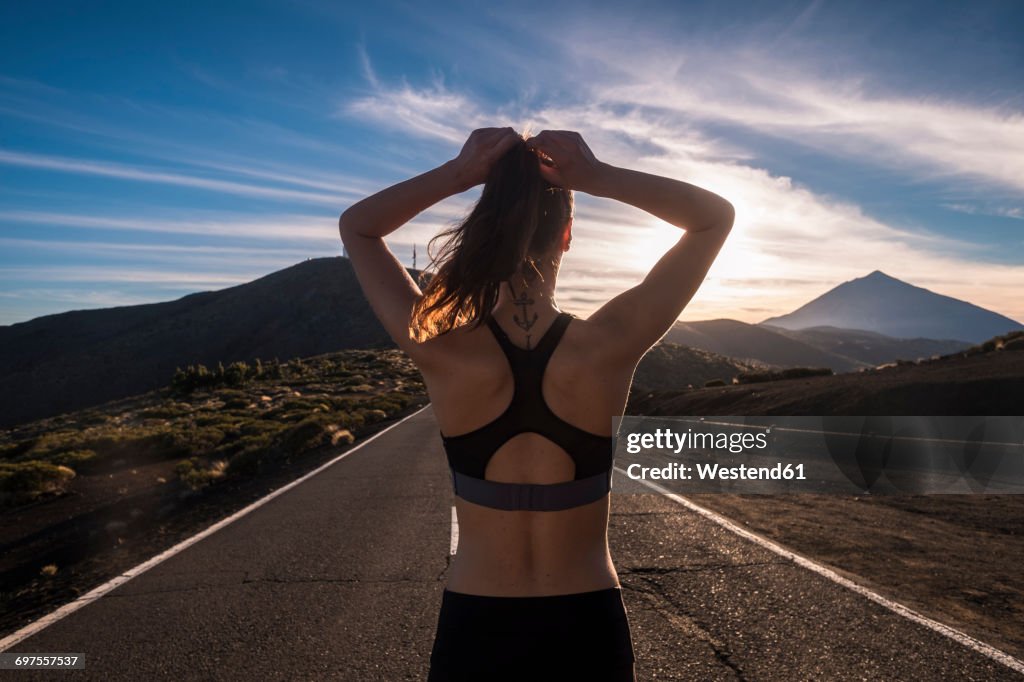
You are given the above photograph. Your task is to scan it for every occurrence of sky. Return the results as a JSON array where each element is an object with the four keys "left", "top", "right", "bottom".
[{"left": 1, "top": 0, "right": 1022, "bottom": 326}]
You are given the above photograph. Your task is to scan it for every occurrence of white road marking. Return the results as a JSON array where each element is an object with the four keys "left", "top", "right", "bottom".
[
  {"left": 615, "top": 466, "right": 1024, "bottom": 676},
  {"left": 450, "top": 506, "right": 459, "bottom": 556},
  {"left": 0, "top": 404, "right": 432, "bottom": 653}
]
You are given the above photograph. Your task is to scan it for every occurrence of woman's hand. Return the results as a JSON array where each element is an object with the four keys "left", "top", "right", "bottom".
[
  {"left": 449, "top": 127, "right": 522, "bottom": 191},
  {"left": 524, "top": 130, "right": 605, "bottom": 193}
]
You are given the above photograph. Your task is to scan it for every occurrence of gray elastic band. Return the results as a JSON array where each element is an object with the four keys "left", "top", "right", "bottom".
[{"left": 451, "top": 469, "right": 612, "bottom": 511}]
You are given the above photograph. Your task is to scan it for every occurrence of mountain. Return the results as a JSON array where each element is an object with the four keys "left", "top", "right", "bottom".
[
  {"left": 760, "top": 271, "right": 1022, "bottom": 343},
  {"left": 0, "top": 257, "right": 396, "bottom": 429},
  {"left": 761, "top": 325, "right": 970, "bottom": 367},
  {"left": 665, "top": 319, "right": 864, "bottom": 371},
  {"left": 665, "top": 319, "right": 971, "bottom": 373}
]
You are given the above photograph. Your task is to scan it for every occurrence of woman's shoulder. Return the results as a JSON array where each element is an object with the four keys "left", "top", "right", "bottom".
[
  {"left": 564, "top": 312, "right": 649, "bottom": 370},
  {"left": 404, "top": 317, "right": 490, "bottom": 368}
]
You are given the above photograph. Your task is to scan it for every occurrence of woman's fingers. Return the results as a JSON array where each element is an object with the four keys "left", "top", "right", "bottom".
[
  {"left": 527, "top": 130, "right": 580, "bottom": 162},
  {"left": 491, "top": 128, "right": 520, "bottom": 154},
  {"left": 525, "top": 130, "right": 598, "bottom": 191},
  {"left": 537, "top": 161, "right": 565, "bottom": 187},
  {"left": 526, "top": 131, "right": 557, "bottom": 154}
]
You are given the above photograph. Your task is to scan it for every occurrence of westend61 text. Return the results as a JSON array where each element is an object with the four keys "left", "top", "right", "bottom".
[{"left": 626, "top": 462, "right": 807, "bottom": 481}]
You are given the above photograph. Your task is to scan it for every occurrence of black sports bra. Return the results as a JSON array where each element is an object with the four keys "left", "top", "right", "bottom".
[{"left": 439, "top": 311, "right": 615, "bottom": 511}]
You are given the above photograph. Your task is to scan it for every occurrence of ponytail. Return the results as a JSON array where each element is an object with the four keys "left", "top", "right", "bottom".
[{"left": 410, "top": 139, "right": 573, "bottom": 341}]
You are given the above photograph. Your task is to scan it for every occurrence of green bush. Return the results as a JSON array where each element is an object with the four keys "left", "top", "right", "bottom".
[
  {"left": 174, "top": 457, "right": 227, "bottom": 490},
  {"left": 138, "top": 403, "right": 190, "bottom": 420},
  {"left": 52, "top": 449, "right": 97, "bottom": 467},
  {"left": 364, "top": 392, "right": 410, "bottom": 414},
  {"left": 162, "top": 425, "right": 228, "bottom": 456},
  {"left": 0, "top": 440, "right": 36, "bottom": 463},
  {"left": 735, "top": 367, "right": 832, "bottom": 384},
  {"left": 779, "top": 367, "right": 833, "bottom": 380},
  {"left": 80, "top": 411, "right": 109, "bottom": 426},
  {"left": 0, "top": 461, "right": 76, "bottom": 496},
  {"left": 212, "top": 432, "right": 274, "bottom": 458},
  {"left": 227, "top": 446, "right": 266, "bottom": 477},
  {"left": 1004, "top": 336, "right": 1024, "bottom": 351},
  {"left": 222, "top": 397, "right": 252, "bottom": 410},
  {"left": 271, "top": 410, "right": 314, "bottom": 424},
  {"left": 331, "top": 429, "right": 355, "bottom": 446},
  {"left": 171, "top": 359, "right": 269, "bottom": 393},
  {"left": 329, "top": 397, "right": 356, "bottom": 411},
  {"left": 336, "top": 411, "right": 364, "bottom": 430},
  {"left": 277, "top": 417, "right": 332, "bottom": 456},
  {"left": 240, "top": 421, "right": 285, "bottom": 437},
  {"left": 359, "top": 409, "right": 388, "bottom": 424}
]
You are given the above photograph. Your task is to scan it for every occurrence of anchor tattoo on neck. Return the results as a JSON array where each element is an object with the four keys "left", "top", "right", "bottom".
[{"left": 509, "top": 281, "right": 538, "bottom": 349}]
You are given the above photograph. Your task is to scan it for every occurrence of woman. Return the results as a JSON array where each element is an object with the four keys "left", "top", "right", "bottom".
[{"left": 339, "top": 127, "right": 734, "bottom": 681}]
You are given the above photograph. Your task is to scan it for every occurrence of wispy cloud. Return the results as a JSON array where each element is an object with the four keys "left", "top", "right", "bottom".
[
  {"left": 943, "top": 203, "right": 1024, "bottom": 220},
  {"left": 0, "top": 77, "right": 419, "bottom": 183},
  {"left": 0, "top": 237, "right": 319, "bottom": 271},
  {"left": 0, "top": 287, "right": 188, "bottom": 308},
  {"left": 342, "top": 48, "right": 489, "bottom": 144},
  {"left": 0, "top": 149, "right": 354, "bottom": 205},
  {"left": 0, "top": 265, "right": 250, "bottom": 287},
  {"left": 569, "top": 41, "right": 1024, "bottom": 194},
  {"left": 0, "top": 205, "right": 466, "bottom": 249},
  {"left": 0, "top": 209, "right": 339, "bottom": 241}
]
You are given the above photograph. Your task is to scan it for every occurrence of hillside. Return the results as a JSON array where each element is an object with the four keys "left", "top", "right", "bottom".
[
  {"left": 761, "top": 270, "right": 1022, "bottom": 343},
  {"left": 666, "top": 318, "right": 970, "bottom": 373},
  {"left": 629, "top": 331, "right": 1024, "bottom": 416},
  {"left": 631, "top": 342, "right": 763, "bottom": 393},
  {"left": 762, "top": 325, "right": 970, "bottom": 366},
  {"left": 0, "top": 257, "right": 397, "bottom": 428},
  {"left": 665, "top": 318, "right": 863, "bottom": 371}
]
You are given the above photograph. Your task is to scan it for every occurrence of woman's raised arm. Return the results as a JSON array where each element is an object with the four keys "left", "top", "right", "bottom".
[
  {"left": 526, "top": 130, "right": 735, "bottom": 363},
  {"left": 339, "top": 128, "right": 520, "bottom": 356}
]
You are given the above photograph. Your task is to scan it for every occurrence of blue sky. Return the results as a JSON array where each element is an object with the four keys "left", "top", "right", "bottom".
[{"left": 1, "top": 0, "right": 1022, "bottom": 326}]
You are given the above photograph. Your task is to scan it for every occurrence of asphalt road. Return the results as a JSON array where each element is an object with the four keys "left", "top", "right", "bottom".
[{"left": 5, "top": 406, "right": 1021, "bottom": 681}]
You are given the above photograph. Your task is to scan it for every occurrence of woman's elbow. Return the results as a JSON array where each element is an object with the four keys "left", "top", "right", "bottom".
[
  {"left": 719, "top": 201, "right": 736, "bottom": 230},
  {"left": 338, "top": 211, "right": 357, "bottom": 242},
  {"left": 698, "top": 201, "right": 735, "bottom": 234}
]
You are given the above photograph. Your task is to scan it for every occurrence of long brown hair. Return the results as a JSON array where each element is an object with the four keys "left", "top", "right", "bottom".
[{"left": 410, "top": 137, "right": 573, "bottom": 341}]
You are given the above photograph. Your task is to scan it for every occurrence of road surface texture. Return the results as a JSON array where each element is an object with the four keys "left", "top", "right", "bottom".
[{"left": 4, "top": 406, "right": 1020, "bottom": 680}]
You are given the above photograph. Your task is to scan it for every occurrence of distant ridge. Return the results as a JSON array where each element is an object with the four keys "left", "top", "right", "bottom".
[
  {"left": 0, "top": 257, "right": 395, "bottom": 428},
  {"left": 760, "top": 271, "right": 1022, "bottom": 343},
  {"left": 665, "top": 319, "right": 854, "bottom": 370}
]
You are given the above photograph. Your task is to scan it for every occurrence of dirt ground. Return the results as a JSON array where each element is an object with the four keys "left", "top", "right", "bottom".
[{"left": 686, "top": 494, "right": 1024, "bottom": 661}]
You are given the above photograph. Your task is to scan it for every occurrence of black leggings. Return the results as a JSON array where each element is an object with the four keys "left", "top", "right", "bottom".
[{"left": 428, "top": 587, "right": 636, "bottom": 681}]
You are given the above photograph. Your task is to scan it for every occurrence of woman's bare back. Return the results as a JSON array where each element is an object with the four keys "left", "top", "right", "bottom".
[{"left": 419, "top": 306, "right": 637, "bottom": 595}]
